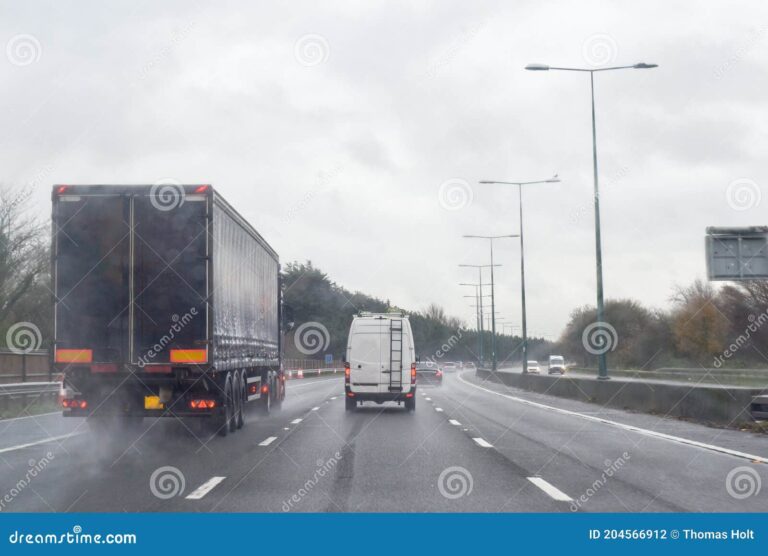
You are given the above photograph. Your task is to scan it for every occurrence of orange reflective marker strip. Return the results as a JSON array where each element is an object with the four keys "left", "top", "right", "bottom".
[
  {"left": 170, "top": 349, "right": 207, "bottom": 363},
  {"left": 56, "top": 349, "right": 93, "bottom": 363}
]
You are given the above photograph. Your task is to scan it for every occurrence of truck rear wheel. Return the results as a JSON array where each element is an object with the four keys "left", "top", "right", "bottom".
[
  {"left": 216, "top": 374, "right": 234, "bottom": 437},
  {"left": 259, "top": 378, "right": 271, "bottom": 415},
  {"left": 274, "top": 376, "right": 284, "bottom": 409},
  {"left": 233, "top": 372, "right": 244, "bottom": 431}
]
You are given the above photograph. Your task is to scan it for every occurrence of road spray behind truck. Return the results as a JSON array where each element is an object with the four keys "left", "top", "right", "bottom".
[{"left": 52, "top": 184, "right": 284, "bottom": 436}]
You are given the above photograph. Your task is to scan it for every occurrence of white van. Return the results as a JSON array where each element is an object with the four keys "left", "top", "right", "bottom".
[{"left": 344, "top": 312, "right": 416, "bottom": 412}]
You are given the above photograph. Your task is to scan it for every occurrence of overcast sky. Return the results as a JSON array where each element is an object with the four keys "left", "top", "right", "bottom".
[{"left": 2, "top": 0, "right": 767, "bottom": 339}]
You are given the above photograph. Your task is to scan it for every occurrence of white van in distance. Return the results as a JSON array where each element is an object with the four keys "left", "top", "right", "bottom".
[{"left": 344, "top": 312, "right": 416, "bottom": 412}]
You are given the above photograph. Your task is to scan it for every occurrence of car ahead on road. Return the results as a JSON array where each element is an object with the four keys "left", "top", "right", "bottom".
[
  {"left": 548, "top": 355, "right": 567, "bottom": 375},
  {"left": 441, "top": 362, "right": 458, "bottom": 373},
  {"left": 415, "top": 363, "right": 443, "bottom": 386},
  {"left": 527, "top": 360, "right": 540, "bottom": 374},
  {"left": 464, "top": 361, "right": 476, "bottom": 370},
  {"left": 345, "top": 312, "right": 416, "bottom": 412}
]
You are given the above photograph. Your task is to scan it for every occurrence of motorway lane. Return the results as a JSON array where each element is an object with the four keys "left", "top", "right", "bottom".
[
  {"left": 431, "top": 371, "right": 768, "bottom": 512},
  {"left": 0, "top": 371, "right": 765, "bottom": 512},
  {"left": 0, "top": 377, "right": 342, "bottom": 512}
]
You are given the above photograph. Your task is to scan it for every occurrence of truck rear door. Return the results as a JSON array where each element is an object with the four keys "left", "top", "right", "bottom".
[
  {"left": 53, "top": 188, "right": 209, "bottom": 369},
  {"left": 132, "top": 195, "right": 208, "bottom": 366},
  {"left": 54, "top": 194, "right": 130, "bottom": 364}
]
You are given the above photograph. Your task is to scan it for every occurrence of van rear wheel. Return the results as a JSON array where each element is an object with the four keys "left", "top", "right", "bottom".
[
  {"left": 345, "top": 397, "right": 356, "bottom": 412},
  {"left": 405, "top": 397, "right": 415, "bottom": 412}
]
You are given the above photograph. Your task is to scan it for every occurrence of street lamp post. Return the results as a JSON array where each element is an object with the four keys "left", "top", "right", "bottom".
[
  {"left": 524, "top": 61, "right": 657, "bottom": 379},
  {"left": 460, "top": 265, "right": 500, "bottom": 367},
  {"left": 462, "top": 237, "right": 517, "bottom": 371},
  {"left": 480, "top": 176, "right": 560, "bottom": 374},
  {"left": 459, "top": 282, "right": 485, "bottom": 362}
]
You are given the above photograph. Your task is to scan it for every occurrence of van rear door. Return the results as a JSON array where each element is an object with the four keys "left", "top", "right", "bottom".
[{"left": 349, "top": 319, "right": 383, "bottom": 393}]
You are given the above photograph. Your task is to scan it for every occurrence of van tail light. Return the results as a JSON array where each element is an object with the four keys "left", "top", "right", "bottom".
[
  {"left": 344, "top": 363, "right": 350, "bottom": 386},
  {"left": 411, "top": 363, "right": 417, "bottom": 385},
  {"left": 436, "top": 370, "right": 443, "bottom": 378},
  {"left": 261, "top": 384, "right": 269, "bottom": 394}
]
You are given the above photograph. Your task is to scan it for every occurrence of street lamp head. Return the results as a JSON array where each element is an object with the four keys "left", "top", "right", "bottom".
[
  {"left": 525, "top": 63, "right": 550, "bottom": 71},
  {"left": 633, "top": 62, "right": 658, "bottom": 69}
]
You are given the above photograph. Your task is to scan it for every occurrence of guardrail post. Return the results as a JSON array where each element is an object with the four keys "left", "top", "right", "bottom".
[{"left": 21, "top": 353, "right": 27, "bottom": 383}]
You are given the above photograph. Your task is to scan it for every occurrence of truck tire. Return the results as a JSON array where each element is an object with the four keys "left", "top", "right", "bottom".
[
  {"left": 216, "top": 373, "right": 234, "bottom": 437},
  {"left": 233, "top": 372, "right": 244, "bottom": 431},
  {"left": 274, "top": 377, "right": 284, "bottom": 409},
  {"left": 345, "top": 397, "right": 355, "bottom": 412},
  {"left": 258, "top": 376, "right": 271, "bottom": 415}
]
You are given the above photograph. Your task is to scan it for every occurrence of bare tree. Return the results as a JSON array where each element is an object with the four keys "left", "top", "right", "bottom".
[{"left": 0, "top": 185, "right": 49, "bottom": 337}]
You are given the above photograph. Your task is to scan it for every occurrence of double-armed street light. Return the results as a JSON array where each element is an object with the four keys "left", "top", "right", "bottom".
[
  {"left": 461, "top": 236, "right": 517, "bottom": 371},
  {"left": 524, "top": 61, "right": 657, "bottom": 379},
  {"left": 479, "top": 176, "right": 560, "bottom": 374}
]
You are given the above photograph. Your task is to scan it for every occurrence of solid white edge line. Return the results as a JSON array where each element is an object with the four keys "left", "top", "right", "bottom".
[
  {"left": 449, "top": 419, "right": 462, "bottom": 426},
  {"left": 473, "top": 437, "right": 493, "bottom": 448},
  {"left": 185, "top": 476, "right": 226, "bottom": 500},
  {"left": 258, "top": 436, "right": 277, "bottom": 446},
  {"left": 527, "top": 477, "right": 573, "bottom": 502},
  {"left": 0, "top": 411, "right": 60, "bottom": 423},
  {"left": 458, "top": 372, "right": 768, "bottom": 464},
  {"left": 0, "top": 432, "right": 84, "bottom": 454}
]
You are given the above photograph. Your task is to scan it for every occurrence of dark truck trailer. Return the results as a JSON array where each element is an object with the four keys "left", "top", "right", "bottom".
[{"left": 52, "top": 184, "right": 284, "bottom": 436}]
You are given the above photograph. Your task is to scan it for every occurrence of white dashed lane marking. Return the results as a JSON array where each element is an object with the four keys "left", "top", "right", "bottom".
[
  {"left": 527, "top": 477, "right": 573, "bottom": 502},
  {"left": 449, "top": 419, "right": 461, "bottom": 426},
  {"left": 258, "top": 436, "right": 277, "bottom": 446},
  {"left": 186, "top": 476, "right": 226, "bottom": 500},
  {"left": 290, "top": 418, "right": 303, "bottom": 424},
  {"left": 472, "top": 437, "right": 493, "bottom": 448}
]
